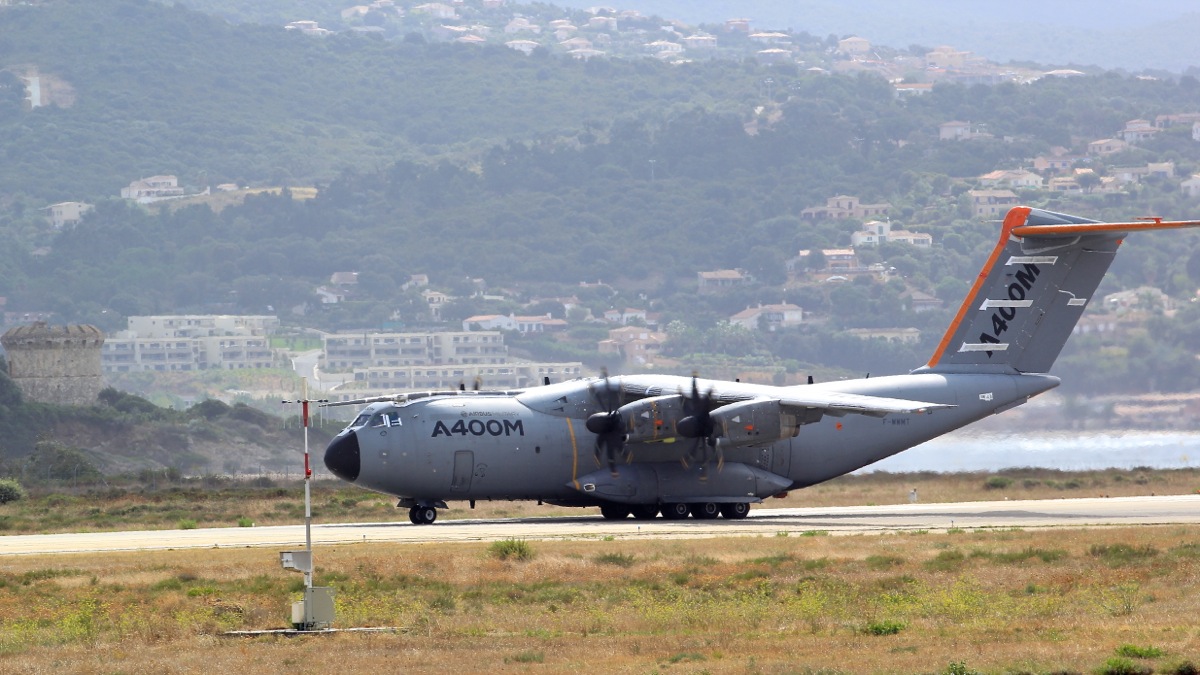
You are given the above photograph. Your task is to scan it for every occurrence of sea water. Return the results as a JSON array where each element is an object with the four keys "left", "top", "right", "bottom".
[{"left": 867, "top": 430, "right": 1200, "bottom": 473}]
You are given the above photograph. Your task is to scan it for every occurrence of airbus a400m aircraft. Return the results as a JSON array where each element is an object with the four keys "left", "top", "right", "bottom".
[{"left": 324, "top": 207, "right": 1200, "bottom": 524}]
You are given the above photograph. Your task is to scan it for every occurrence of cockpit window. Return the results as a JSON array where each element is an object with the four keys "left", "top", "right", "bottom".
[
  {"left": 370, "top": 411, "right": 401, "bottom": 427},
  {"left": 350, "top": 413, "right": 371, "bottom": 428}
]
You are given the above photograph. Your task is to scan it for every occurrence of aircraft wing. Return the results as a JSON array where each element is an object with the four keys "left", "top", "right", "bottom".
[
  {"left": 614, "top": 374, "right": 952, "bottom": 433},
  {"left": 775, "top": 391, "right": 953, "bottom": 418}
]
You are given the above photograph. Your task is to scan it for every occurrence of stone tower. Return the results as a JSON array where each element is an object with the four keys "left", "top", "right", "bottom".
[{"left": 0, "top": 322, "right": 106, "bottom": 406}]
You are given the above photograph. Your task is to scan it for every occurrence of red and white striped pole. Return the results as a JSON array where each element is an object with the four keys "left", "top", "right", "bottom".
[{"left": 282, "top": 379, "right": 327, "bottom": 590}]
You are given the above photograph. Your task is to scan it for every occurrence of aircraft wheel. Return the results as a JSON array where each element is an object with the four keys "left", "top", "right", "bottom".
[
  {"left": 409, "top": 506, "right": 437, "bottom": 524},
  {"left": 690, "top": 502, "right": 720, "bottom": 520},
  {"left": 599, "top": 504, "right": 630, "bottom": 520},
  {"left": 719, "top": 502, "right": 750, "bottom": 519},
  {"left": 630, "top": 504, "right": 659, "bottom": 520},
  {"left": 660, "top": 503, "right": 690, "bottom": 520}
]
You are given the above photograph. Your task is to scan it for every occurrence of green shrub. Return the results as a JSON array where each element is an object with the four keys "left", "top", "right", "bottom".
[
  {"left": 1169, "top": 543, "right": 1200, "bottom": 558},
  {"left": 924, "top": 549, "right": 966, "bottom": 571},
  {"left": 991, "top": 547, "right": 1067, "bottom": 564},
  {"left": 1115, "top": 644, "right": 1165, "bottom": 659},
  {"left": 178, "top": 518, "right": 198, "bottom": 530},
  {"left": 593, "top": 552, "right": 635, "bottom": 567},
  {"left": 983, "top": 476, "right": 1013, "bottom": 490},
  {"left": 1097, "top": 657, "right": 1152, "bottom": 675},
  {"left": 237, "top": 516, "right": 254, "bottom": 527},
  {"left": 489, "top": 538, "right": 534, "bottom": 561},
  {"left": 0, "top": 478, "right": 26, "bottom": 504},
  {"left": 863, "top": 619, "right": 905, "bottom": 636},
  {"left": 1089, "top": 543, "right": 1158, "bottom": 566},
  {"left": 507, "top": 651, "right": 544, "bottom": 664}
]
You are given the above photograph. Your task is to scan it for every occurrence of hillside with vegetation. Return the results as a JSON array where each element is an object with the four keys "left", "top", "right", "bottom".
[
  {"left": 0, "top": 364, "right": 325, "bottom": 477},
  {"left": 4, "top": 0, "right": 1200, "bottom": 401},
  {"left": 0, "top": 0, "right": 766, "bottom": 202}
]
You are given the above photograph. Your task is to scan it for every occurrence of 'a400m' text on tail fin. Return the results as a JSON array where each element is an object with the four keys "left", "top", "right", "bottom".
[{"left": 923, "top": 206, "right": 1200, "bottom": 375}]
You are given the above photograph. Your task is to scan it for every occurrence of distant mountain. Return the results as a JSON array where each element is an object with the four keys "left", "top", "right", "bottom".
[{"left": 553, "top": 0, "right": 1200, "bottom": 72}]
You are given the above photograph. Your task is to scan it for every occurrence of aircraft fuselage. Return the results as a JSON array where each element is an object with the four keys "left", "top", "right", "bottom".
[{"left": 324, "top": 372, "right": 1058, "bottom": 510}]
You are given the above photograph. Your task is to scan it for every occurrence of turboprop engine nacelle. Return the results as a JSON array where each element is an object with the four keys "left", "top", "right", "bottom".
[
  {"left": 621, "top": 394, "right": 687, "bottom": 443},
  {"left": 711, "top": 399, "right": 807, "bottom": 448}
]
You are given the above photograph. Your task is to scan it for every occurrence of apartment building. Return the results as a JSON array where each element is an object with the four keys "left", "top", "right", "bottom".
[
  {"left": 322, "top": 331, "right": 509, "bottom": 371},
  {"left": 102, "top": 315, "right": 277, "bottom": 372}
]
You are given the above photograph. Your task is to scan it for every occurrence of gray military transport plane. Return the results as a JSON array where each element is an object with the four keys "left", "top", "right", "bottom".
[{"left": 323, "top": 207, "right": 1200, "bottom": 524}]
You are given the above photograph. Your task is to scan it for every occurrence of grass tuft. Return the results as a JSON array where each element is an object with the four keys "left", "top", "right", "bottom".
[
  {"left": 593, "top": 552, "right": 635, "bottom": 567},
  {"left": 987, "top": 547, "right": 1067, "bottom": 564},
  {"left": 506, "top": 651, "right": 544, "bottom": 664},
  {"left": 1114, "top": 644, "right": 1165, "bottom": 659},
  {"left": 924, "top": 549, "right": 965, "bottom": 571},
  {"left": 1089, "top": 543, "right": 1158, "bottom": 566},
  {"left": 863, "top": 619, "right": 905, "bottom": 636},
  {"left": 865, "top": 555, "right": 904, "bottom": 570},
  {"left": 1097, "top": 657, "right": 1152, "bottom": 675},
  {"left": 488, "top": 538, "right": 535, "bottom": 561},
  {"left": 749, "top": 553, "right": 792, "bottom": 567}
]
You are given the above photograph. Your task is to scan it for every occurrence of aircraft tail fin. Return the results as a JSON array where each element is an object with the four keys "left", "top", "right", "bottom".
[{"left": 923, "top": 207, "right": 1200, "bottom": 375}]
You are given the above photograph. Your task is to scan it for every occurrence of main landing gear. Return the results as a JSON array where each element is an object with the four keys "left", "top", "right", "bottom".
[{"left": 600, "top": 502, "right": 750, "bottom": 520}]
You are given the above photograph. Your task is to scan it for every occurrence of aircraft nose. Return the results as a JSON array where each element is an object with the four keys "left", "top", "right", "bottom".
[{"left": 324, "top": 432, "right": 361, "bottom": 482}]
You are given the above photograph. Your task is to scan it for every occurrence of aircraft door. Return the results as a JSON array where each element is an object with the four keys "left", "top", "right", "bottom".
[{"left": 451, "top": 450, "right": 473, "bottom": 492}]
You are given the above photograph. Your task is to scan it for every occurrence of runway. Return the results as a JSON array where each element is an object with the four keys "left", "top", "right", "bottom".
[{"left": 3, "top": 494, "right": 1198, "bottom": 556}]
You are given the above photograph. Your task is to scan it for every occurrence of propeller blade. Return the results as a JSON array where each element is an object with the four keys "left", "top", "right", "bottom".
[
  {"left": 678, "top": 373, "right": 722, "bottom": 479},
  {"left": 587, "top": 368, "right": 627, "bottom": 476}
]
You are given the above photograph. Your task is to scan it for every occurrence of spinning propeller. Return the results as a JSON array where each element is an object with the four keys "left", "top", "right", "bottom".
[
  {"left": 677, "top": 374, "right": 724, "bottom": 480},
  {"left": 586, "top": 369, "right": 629, "bottom": 476}
]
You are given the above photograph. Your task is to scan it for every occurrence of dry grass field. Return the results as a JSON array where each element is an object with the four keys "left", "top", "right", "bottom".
[
  {"left": 0, "top": 526, "right": 1198, "bottom": 673},
  {"left": 2, "top": 469, "right": 1200, "bottom": 673}
]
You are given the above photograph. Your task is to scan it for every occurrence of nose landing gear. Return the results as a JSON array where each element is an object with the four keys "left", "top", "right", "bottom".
[
  {"left": 408, "top": 506, "right": 437, "bottom": 524},
  {"left": 400, "top": 499, "right": 447, "bottom": 525}
]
